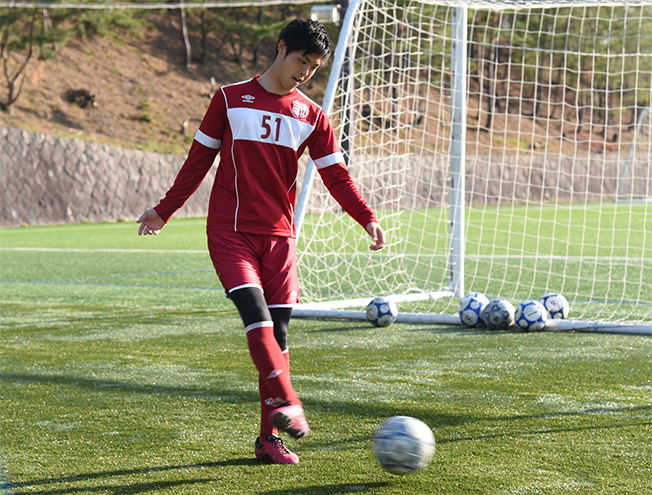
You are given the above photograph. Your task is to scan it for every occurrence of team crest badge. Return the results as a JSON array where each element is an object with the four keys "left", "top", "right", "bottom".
[{"left": 291, "top": 100, "right": 309, "bottom": 119}]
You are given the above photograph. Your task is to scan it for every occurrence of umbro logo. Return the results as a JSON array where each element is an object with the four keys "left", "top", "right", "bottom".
[
  {"left": 267, "top": 369, "right": 283, "bottom": 379},
  {"left": 242, "top": 94, "right": 255, "bottom": 103}
]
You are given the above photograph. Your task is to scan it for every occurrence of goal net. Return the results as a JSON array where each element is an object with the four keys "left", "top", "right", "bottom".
[{"left": 294, "top": 0, "right": 652, "bottom": 329}]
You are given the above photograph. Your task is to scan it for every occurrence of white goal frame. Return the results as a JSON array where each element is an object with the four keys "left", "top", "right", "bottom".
[{"left": 293, "top": 0, "right": 652, "bottom": 335}]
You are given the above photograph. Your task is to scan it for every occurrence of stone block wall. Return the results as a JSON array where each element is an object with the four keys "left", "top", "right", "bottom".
[
  {"left": 1, "top": 125, "right": 214, "bottom": 227},
  {"left": 1, "top": 124, "right": 649, "bottom": 228}
]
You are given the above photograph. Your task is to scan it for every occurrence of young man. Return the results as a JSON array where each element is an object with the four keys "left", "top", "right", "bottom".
[{"left": 137, "top": 18, "right": 385, "bottom": 464}]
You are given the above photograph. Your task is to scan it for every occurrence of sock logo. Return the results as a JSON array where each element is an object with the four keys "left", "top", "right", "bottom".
[{"left": 267, "top": 369, "right": 283, "bottom": 379}]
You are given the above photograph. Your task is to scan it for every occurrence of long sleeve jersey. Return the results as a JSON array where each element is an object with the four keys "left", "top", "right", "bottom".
[{"left": 154, "top": 76, "right": 377, "bottom": 238}]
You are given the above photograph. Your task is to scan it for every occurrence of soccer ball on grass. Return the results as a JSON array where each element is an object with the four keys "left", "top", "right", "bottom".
[
  {"left": 459, "top": 292, "right": 490, "bottom": 328},
  {"left": 372, "top": 415, "right": 435, "bottom": 475},
  {"left": 515, "top": 299, "right": 547, "bottom": 331},
  {"left": 481, "top": 298, "right": 516, "bottom": 330},
  {"left": 366, "top": 296, "right": 398, "bottom": 327},
  {"left": 539, "top": 292, "right": 570, "bottom": 319}
]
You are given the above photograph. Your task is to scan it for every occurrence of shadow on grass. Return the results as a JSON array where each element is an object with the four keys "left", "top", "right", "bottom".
[
  {"left": 0, "top": 372, "right": 259, "bottom": 403},
  {"left": 255, "top": 483, "right": 390, "bottom": 495},
  {"left": 2, "top": 461, "right": 389, "bottom": 495},
  {"left": 8, "top": 478, "right": 216, "bottom": 495},
  {"left": 2, "top": 459, "right": 255, "bottom": 495},
  {"left": 3, "top": 372, "right": 650, "bottom": 434},
  {"left": 0, "top": 371, "right": 473, "bottom": 428},
  {"left": 306, "top": 323, "right": 473, "bottom": 335},
  {"left": 437, "top": 415, "right": 652, "bottom": 445}
]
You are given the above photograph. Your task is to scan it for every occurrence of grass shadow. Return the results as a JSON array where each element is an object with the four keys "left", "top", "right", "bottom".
[
  {"left": 2, "top": 459, "right": 260, "bottom": 495},
  {"left": 256, "top": 483, "right": 390, "bottom": 495}
]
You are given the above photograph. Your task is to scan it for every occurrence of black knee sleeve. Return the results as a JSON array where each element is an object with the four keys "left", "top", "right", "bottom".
[
  {"left": 227, "top": 289, "right": 292, "bottom": 351},
  {"left": 227, "top": 287, "right": 270, "bottom": 327},
  {"left": 270, "top": 307, "right": 292, "bottom": 352}
]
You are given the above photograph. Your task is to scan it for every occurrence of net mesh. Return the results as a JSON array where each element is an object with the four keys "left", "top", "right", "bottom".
[{"left": 296, "top": 0, "right": 652, "bottom": 323}]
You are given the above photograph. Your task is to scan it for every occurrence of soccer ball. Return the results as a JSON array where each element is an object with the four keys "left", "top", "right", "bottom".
[
  {"left": 459, "top": 292, "right": 490, "bottom": 327},
  {"left": 515, "top": 299, "right": 548, "bottom": 332},
  {"left": 372, "top": 416, "right": 435, "bottom": 475},
  {"left": 481, "top": 298, "right": 515, "bottom": 330},
  {"left": 366, "top": 296, "right": 398, "bottom": 327},
  {"left": 539, "top": 292, "right": 570, "bottom": 319}
]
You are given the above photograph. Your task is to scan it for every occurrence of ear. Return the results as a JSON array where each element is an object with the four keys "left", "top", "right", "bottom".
[{"left": 277, "top": 40, "right": 287, "bottom": 56}]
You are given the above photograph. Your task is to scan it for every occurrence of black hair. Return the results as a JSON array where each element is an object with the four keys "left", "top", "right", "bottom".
[{"left": 277, "top": 18, "right": 332, "bottom": 63}]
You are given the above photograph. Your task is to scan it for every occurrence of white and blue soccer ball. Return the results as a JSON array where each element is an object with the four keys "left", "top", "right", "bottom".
[
  {"left": 481, "top": 298, "right": 516, "bottom": 330},
  {"left": 372, "top": 415, "right": 435, "bottom": 475},
  {"left": 515, "top": 299, "right": 548, "bottom": 332},
  {"left": 459, "top": 292, "right": 490, "bottom": 328},
  {"left": 539, "top": 292, "right": 570, "bottom": 319},
  {"left": 366, "top": 296, "right": 398, "bottom": 327}
]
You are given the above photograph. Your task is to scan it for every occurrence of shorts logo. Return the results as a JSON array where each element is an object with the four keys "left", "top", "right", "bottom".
[{"left": 292, "top": 100, "right": 309, "bottom": 119}]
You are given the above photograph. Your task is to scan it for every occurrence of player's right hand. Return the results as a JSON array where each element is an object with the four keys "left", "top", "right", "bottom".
[{"left": 137, "top": 208, "right": 165, "bottom": 235}]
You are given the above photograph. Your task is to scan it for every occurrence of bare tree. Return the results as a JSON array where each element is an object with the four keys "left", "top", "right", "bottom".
[
  {"left": 0, "top": 9, "right": 37, "bottom": 114},
  {"left": 201, "top": 0, "right": 208, "bottom": 65},
  {"left": 179, "top": 0, "right": 191, "bottom": 68}
]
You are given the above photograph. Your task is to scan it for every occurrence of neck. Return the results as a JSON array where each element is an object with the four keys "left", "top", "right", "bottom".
[{"left": 258, "top": 66, "right": 292, "bottom": 96}]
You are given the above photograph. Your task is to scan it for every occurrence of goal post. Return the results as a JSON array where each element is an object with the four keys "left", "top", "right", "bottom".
[{"left": 293, "top": 0, "right": 652, "bottom": 333}]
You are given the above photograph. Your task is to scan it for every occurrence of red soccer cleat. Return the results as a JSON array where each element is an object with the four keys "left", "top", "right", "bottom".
[
  {"left": 254, "top": 434, "right": 299, "bottom": 464},
  {"left": 269, "top": 403, "right": 310, "bottom": 439}
]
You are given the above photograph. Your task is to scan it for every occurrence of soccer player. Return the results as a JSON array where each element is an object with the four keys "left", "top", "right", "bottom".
[{"left": 136, "top": 18, "right": 385, "bottom": 464}]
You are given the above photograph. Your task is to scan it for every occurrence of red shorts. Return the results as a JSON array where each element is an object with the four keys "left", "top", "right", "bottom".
[{"left": 207, "top": 230, "right": 300, "bottom": 306}]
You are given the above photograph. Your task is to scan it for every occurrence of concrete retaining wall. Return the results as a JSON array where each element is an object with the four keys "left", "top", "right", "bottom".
[
  {"left": 1, "top": 125, "right": 214, "bottom": 227},
  {"left": 1, "top": 124, "right": 649, "bottom": 228}
]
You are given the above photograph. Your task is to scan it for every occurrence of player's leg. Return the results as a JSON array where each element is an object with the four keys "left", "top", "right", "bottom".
[
  {"left": 257, "top": 238, "right": 308, "bottom": 439},
  {"left": 228, "top": 286, "right": 307, "bottom": 463},
  {"left": 253, "top": 307, "right": 292, "bottom": 443},
  {"left": 209, "top": 231, "right": 308, "bottom": 443},
  {"left": 270, "top": 306, "right": 292, "bottom": 372},
  {"left": 266, "top": 306, "right": 305, "bottom": 437},
  {"left": 228, "top": 287, "right": 301, "bottom": 412}
]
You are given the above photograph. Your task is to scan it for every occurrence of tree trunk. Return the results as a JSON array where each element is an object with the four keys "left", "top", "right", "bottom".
[
  {"left": 179, "top": 0, "right": 191, "bottom": 69},
  {"left": 0, "top": 10, "right": 36, "bottom": 114},
  {"left": 533, "top": 15, "right": 551, "bottom": 119},
  {"left": 201, "top": 3, "right": 207, "bottom": 66},
  {"left": 252, "top": 8, "right": 264, "bottom": 66},
  {"left": 484, "top": 12, "right": 499, "bottom": 131}
]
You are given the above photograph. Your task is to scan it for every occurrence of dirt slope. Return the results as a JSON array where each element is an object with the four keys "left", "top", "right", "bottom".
[{"left": 0, "top": 12, "right": 328, "bottom": 154}]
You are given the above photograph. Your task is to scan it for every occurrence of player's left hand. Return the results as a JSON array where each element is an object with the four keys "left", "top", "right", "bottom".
[{"left": 366, "top": 222, "right": 386, "bottom": 251}]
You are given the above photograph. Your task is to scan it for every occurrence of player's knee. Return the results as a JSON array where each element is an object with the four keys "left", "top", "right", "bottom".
[{"left": 228, "top": 286, "right": 270, "bottom": 327}]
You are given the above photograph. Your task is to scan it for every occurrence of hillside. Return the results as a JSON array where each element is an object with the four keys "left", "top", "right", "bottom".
[
  {"left": 0, "top": 12, "right": 331, "bottom": 154},
  {"left": 1, "top": 9, "right": 638, "bottom": 159}
]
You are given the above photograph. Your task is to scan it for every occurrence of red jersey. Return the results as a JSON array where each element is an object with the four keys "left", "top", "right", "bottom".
[{"left": 154, "top": 76, "right": 377, "bottom": 237}]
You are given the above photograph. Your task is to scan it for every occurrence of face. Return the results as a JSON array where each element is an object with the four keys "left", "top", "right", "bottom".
[{"left": 276, "top": 42, "right": 324, "bottom": 92}]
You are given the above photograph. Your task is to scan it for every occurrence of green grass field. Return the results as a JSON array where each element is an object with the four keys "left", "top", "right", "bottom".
[{"left": 1, "top": 218, "right": 651, "bottom": 495}]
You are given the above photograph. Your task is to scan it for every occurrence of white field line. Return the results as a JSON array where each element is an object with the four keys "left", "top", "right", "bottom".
[
  {"left": 302, "top": 252, "right": 650, "bottom": 262},
  {"left": 0, "top": 247, "right": 208, "bottom": 254},
  {"left": 2, "top": 247, "right": 650, "bottom": 263}
]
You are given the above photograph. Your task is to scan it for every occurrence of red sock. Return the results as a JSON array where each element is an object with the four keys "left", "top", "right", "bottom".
[
  {"left": 283, "top": 348, "right": 290, "bottom": 374},
  {"left": 259, "top": 374, "right": 277, "bottom": 439},
  {"left": 260, "top": 348, "right": 293, "bottom": 439},
  {"left": 246, "top": 322, "right": 300, "bottom": 409}
]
